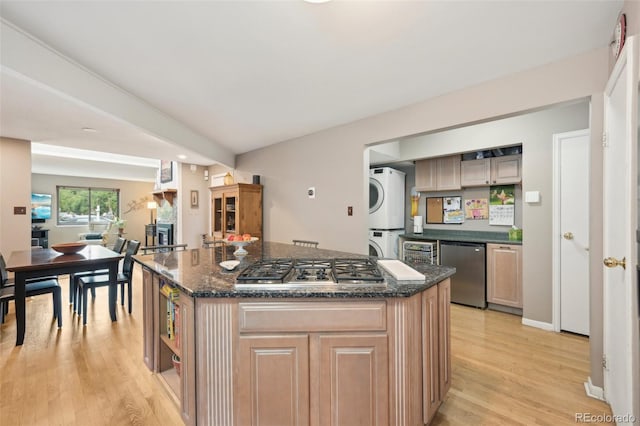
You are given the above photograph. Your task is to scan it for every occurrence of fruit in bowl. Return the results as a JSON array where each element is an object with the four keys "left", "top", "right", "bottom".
[{"left": 242, "top": 233, "right": 252, "bottom": 241}]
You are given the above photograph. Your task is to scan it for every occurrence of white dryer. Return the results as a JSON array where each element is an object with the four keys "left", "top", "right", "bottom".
[
  {"left": 368, "top": 229, "right": 403, "bottom": 259},
  {"left": 369, "top": 167, "right": 406, "bottom": 229}
]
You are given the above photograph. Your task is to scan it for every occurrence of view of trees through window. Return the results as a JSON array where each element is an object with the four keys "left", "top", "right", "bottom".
[{"left": 57, "top": 186, "right": 120, "bottom": 226}]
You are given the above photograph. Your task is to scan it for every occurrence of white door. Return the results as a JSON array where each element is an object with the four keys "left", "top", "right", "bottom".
[
  {"left": 603, "top": 36, "right": 639, "bottom": 421},
  {"left": 555, "top": 129, "right": 590, "bottom": 335}
]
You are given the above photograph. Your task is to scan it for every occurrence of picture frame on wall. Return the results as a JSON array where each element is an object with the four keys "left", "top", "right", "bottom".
[
  {"left": 190, "top": 190, "right": 199, "bottom": 208},
  {"left": 160, "top": 160, "right": 173, "bottom": 183}
]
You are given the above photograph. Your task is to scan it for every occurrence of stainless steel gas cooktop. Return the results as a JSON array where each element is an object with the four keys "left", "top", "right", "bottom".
[{"left": 235, "top": 258, "right": 386, "bottom": 289}]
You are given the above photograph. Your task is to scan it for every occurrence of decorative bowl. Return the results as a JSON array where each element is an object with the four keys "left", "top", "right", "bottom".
[
  {"left": 51, "top": 242, "right": 87, "bottom": 254},
  {"left": 219, "top": 260, "right": 241, "bottom": 271},
  {"left": 224, "top": 237, "right": 259, "bottom": 256},
  {"left": 172, "top": 353, "right": 181, "bottom": 377}
]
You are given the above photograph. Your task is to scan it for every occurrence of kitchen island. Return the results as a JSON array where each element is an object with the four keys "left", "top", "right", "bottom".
[{"left": 134, "top": 241, "right": 455, "bottom": 426}]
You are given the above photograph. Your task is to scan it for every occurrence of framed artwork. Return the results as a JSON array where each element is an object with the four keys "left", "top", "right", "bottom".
[
  {"left": 190, "top": 190, "right": 199, "bottom": 208},
  {"left": 160, "top": 160, "right": 173, "bottom": 183}
]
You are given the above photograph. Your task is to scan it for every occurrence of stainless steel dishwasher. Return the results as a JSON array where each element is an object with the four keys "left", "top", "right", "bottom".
[{"left": 439, "top": 241, "right": 486, "bottom": 308}]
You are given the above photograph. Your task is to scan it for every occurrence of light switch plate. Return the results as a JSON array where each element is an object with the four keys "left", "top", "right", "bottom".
[
  {"left": 308, "top": 187, "right": 315, "bottom": 199},
  {"left": 525, "top": 191, "right": 540, "bottom": 203}
]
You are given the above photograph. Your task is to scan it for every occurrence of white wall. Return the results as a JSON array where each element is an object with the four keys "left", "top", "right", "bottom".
[
  {"left": 0, "top": 137, "right": 31, "bottom": 257},
  {"left": 180, "top": 163, "right": 211, "bottom": 249}
]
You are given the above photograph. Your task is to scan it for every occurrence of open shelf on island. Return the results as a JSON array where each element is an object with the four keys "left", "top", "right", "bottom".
[{"left": 160, "top": 334, "right": 181, "bottom": 358}]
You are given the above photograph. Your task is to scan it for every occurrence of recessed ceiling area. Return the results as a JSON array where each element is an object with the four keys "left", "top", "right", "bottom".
[{"left": 0, "top": 0, "right": 624, "bottom": 180}]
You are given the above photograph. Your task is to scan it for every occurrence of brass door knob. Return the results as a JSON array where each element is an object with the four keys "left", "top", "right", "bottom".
[
  {"left": 603, "top": 256, "right": 626, "bottom": 270},
  {"left": 563, "top": 232, "right": 574, "bottom": 240}
]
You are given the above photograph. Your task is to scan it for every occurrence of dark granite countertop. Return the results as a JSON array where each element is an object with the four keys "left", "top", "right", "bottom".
[
  {"left": 401, "top": 229, "right": 522, "bottom": 245},
  {"left": 133, "top": 241, "right": 455, "bottom": 299}
]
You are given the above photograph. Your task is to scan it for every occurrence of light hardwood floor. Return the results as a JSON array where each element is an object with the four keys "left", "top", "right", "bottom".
[{"left": 1, "top": 268, "right": 612, "bottom": 425}]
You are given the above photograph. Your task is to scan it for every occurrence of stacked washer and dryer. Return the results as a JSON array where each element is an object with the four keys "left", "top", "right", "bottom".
[{"left": 369, "top": 167, "right": 405, "bottom": 259}]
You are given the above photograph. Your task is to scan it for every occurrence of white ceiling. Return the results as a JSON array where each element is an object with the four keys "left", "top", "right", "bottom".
[{"left": 0, "top": 0, "right": 624, "bottom": 179}]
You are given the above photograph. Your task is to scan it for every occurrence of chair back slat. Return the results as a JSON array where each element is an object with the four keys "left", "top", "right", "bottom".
[
  {"left": 122, "top": 240, "right": 141, "bottom": 276},
  {"left": 112, "top": 237, "right": 127, "bottom": 254},
  {"left": 0, "top": 254, "right": 8, "bottom": 286}
]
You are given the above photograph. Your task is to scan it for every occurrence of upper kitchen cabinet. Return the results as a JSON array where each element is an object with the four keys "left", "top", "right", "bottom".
[
  {"left": 460, "top": 154, "right": 522, "bottom": 187},
  {"left": 210, "top": 183, "right": 262, "bottom": 240},
  {"left": 415, "top": 155, "right": 461, "bottom": 192}
]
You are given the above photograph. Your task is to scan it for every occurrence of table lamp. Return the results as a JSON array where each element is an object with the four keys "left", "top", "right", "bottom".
[{"left": 147, "top": 201, "right": 158, "bottom": 224}]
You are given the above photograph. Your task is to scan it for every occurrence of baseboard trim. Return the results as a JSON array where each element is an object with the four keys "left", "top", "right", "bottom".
[
  {"left": 584, "top": 377, "right": 606, "bottom": 401},
  {"left": 521, "top": 317, "right": 555, "bottom": 331}
]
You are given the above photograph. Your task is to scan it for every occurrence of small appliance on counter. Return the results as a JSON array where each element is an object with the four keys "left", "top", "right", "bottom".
[{"left": 413, "top": 216, "right": 423, "bottom": 234}]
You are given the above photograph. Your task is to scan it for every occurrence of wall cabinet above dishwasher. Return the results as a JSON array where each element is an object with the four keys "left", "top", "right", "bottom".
[
  {"left": 461, "top": 154, "right": 522, "bottom": 186},
  {"left": 415, "top": 155, "right": 461, "bottom": 191}
]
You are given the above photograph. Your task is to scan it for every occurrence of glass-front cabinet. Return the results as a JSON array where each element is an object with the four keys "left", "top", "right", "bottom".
[{"left": 210, "top": 183, "right": 262, "bottom": 240}]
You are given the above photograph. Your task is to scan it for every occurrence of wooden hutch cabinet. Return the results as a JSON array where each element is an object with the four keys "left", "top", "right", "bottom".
[{"left": 210, "top": 183, "right": 263, "bottom": 239}]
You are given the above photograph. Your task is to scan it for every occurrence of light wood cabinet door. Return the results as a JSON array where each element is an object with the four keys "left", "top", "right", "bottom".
[
  {"left": 415, "top": 158, "right": 437, "bottom": 192},
  {"left": 487, "top": 243, "right": 523, "bottom": 308},
  {"left": 422, "top": 285, "right": 440, "bottom": 424},
  {"left": 436, "top": 155, "right": 462, "bottom": 190},
  {"left": 317, "top": 334, "right": 389, "bottom": 426},
  {"left": 438, "top": 278, "right": 451, "bottom": 399},
  {"left": 416, "top": 156, "right": 461, "bottom": 191},
  {"left": 238, "top": 334, "right": 310, "bottom": 426},
  {"left": 490, "top": 154, "right": 521, "bottom": 184},
  {"left": 460, "top": 158, "right": 491, "bottom": 186}
]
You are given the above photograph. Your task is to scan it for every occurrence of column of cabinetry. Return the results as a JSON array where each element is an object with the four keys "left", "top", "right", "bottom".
[
  {"left": 422, "top": 278, "right": 451, "bottom": 424},
  {"left": 415, "top": 155, "right": 461, "bottom": 191},
  {"left": 210, "top": 183, "right": 262, "bottom": 240},
  {"left": 486, "top": 244, "right": 523, "bottom": 309},
  {"left": 460, "top": 154, "right": 522, "bottom": 186},
  {"left": 143, "top": 269, "right": 196, "bottom": 425}
]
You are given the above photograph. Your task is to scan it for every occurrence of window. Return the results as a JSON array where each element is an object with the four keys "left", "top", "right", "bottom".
[{"left": 57, "top": 186, "right": 120, "bottom": 226}]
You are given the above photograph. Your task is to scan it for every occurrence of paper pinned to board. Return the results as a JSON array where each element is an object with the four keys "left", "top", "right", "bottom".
[{"left": 377, "top": 260, "right": 425, "bottom": 283}]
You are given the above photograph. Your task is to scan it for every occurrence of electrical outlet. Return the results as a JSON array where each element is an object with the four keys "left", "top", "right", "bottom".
[
  {"left": 348, "top": 206, "right": 353, "bottom": 216},
  {"left": 308, "top": 187, "right": 315, "bottom": 199}
]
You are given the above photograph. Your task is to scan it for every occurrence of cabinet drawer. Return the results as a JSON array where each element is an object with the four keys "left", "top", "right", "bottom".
[{"left": 239, "top": 301, "right": 387, "bottom": 333}]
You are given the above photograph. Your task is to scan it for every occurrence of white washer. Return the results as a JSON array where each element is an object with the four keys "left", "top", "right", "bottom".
[
  {"left": 368, "top": 229, "right": 403, "bottom": 259},
  {"left": 369, "top": 167, "right": 406, "bottom": 230}
]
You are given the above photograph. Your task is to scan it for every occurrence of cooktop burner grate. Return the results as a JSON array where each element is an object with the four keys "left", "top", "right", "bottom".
[
  {"left": 236, "top": 258, "right": 293, "bottom": 283},
  {"left": 333, "top": 258, "right": 384, "bottom": 283},
  {"left": 292, "top": 258, "right": 334, "bottom": 282}
]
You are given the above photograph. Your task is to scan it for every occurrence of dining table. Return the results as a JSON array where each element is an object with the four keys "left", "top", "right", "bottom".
[{"left": 5, "top": 245, "right": 123, "bottom": 346}]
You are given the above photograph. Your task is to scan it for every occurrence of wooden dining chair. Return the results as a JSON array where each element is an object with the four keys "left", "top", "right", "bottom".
[
  {"left": 69, "top": 237, "right": 128, "bottom": 307},
  {"left": 0, "top": 253, "right": 62, "bottom": 327},
  {"left": 76, "top": 240, "right": 140, "bottom": 325},
  {"left": 292, "top": 239, "right": 319, "bottom": 248}
]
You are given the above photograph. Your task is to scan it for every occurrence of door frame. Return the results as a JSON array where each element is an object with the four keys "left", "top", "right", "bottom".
[{"left": 551, "top": 128, "right": 590, "bottom": 333}]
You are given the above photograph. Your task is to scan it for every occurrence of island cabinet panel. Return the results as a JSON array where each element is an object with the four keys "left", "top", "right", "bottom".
[
  {"left": 238, "top": 301, "right": 387, "bottom": 333},
  {"left": 315, "top": 334, "right": 389, "bottom": 426},
  {"left": 179, "top": 293, "right": 196, "bottom": 426},
  {"left": 196, "top": 300, "right": 236, "bottom": 426},
  {"left": 142, "top": 267, "right": 155, "bottom": 370},
  {"left": 386, "top": 294, "right": 424, "bottom": 426},
  {"left": 237, "top": 335, "right": 310, "bottom": 426},
  {"left": 422, "top": 285, "right": 440, "bottom": 424},
  {"left": 438, "top": 278, "right": 451, "bottom": 398},
  {"left": 420, "top": 278, "right": 452, "bottom": 424}
]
